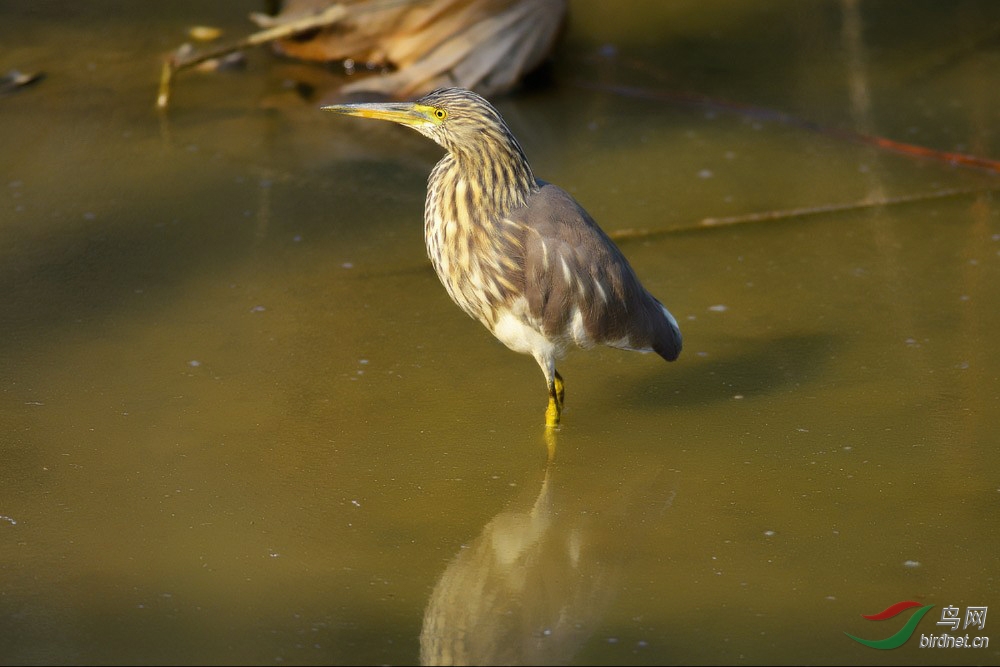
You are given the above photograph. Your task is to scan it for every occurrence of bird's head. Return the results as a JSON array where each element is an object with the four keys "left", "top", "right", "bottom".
[{"left": 323, "top": 87, "right": 517, "bottom": 157}]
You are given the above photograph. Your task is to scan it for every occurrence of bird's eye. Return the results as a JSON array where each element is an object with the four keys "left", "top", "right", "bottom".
[{"left": 434, "top": 108, "right": 447, "bottom": 120}]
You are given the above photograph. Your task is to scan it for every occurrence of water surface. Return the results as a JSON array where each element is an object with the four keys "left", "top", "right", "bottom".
[{"left": 2, "top": 1, "right": 998, "bottom": 664}]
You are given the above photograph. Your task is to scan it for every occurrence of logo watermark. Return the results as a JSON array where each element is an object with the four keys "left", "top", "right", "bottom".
[{"left": 845, "top": 601, "right": 989, "bottom": 650}]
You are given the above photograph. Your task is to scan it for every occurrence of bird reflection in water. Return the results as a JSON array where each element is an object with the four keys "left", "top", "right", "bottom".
[
  {"left": 420, "top": 466, "right": 604, "bottom": 664},
  {"left": 417, "top": 446, "right": 673, "bottom": 666}
]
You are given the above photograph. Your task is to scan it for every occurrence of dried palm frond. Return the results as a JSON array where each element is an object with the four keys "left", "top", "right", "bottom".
[{"left": 256, "top": 0, "right": 568, "bottom": 98}]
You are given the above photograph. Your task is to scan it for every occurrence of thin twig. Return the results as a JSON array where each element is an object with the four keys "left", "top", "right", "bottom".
[
  {"left": 157, "top": 4, "right": 349, "bottom": 110},
  {"left": 608, "top": 186, "right": 998, "bottom": 241},
  {"left": 156, "top": 0, "right": 425, "bottom": 110}
]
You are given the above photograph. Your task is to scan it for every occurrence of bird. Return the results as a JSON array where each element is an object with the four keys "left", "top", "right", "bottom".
[{"left": 323, "top": 88, "right": 681, "bottom": 427}]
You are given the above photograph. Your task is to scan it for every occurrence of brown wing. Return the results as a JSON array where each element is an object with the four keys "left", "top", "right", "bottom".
[{"left": 511, "top": 183, "right": 681, "bottom": 361}]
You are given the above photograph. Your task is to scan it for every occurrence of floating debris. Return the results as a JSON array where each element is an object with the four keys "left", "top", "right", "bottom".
[
  {"left": 193, "top": 51, "right": 247, "bottom": 73},
  {"left": 0, "top": 69, "right": 44, "bottom": 96},
  {"left": 189, "top": 25, "right": 223, "bottom": 42}
]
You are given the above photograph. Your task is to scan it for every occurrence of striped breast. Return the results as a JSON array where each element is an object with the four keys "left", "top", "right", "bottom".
[{"left": 424, "top": 155, "right": 528, "bottom": 330}]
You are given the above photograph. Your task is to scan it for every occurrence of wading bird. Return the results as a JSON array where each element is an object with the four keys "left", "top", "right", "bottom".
[{"left": 324, "top": 88, "right": 681, "bottom": 427}]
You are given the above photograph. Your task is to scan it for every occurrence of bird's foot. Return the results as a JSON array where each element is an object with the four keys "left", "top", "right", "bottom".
[
  {"left": 545, "top": 391, "right": 562, "bottom": 428},
  {"left": 546, "top": 372, "right": 565, "bottom": 428}
]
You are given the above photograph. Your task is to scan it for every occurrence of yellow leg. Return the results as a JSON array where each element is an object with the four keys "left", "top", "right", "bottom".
[
  {"left": 545, "top": 395, "right": 561, "bottom": 427},
  {"left": 544, "top": 371, "right": 565, "bottom": 428}
]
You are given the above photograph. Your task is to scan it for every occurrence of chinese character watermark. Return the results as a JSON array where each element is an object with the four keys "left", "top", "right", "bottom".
[
  {"left": 937, "top": 605, "right": 961, "bottom": 631},
  {"left": 964, "top": 606, "right": 987, "bottom": 631}
]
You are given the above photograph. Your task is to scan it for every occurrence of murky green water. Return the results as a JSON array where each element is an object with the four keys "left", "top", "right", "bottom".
[{"left": 2, "top": 1, "right": 998, "bottom": 665}]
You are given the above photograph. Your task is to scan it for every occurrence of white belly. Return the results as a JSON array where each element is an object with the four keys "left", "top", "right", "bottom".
[{"left": 491, "top": 300, "right": 559, "bottom": 360}]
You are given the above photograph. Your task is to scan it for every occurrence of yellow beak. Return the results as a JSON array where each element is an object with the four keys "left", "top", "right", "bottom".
[{"left": 321, "top": 102, "right": 439, "bottom": 129}]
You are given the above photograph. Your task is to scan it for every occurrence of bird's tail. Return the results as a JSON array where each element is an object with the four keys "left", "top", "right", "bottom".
[{"left": 652, "top": 302, "right": 682, "bottom": 362}]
